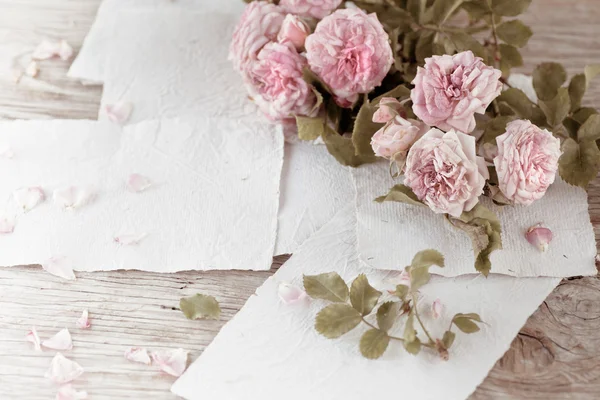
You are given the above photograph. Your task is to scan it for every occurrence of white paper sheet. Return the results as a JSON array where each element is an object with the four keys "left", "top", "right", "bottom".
[
  {"left": 353, "top": 162, "right": 597, "bottom": 278},
  {"left": 68, "top": 0, "right": 245, "bottom": 83},
  {"left": 172, "top": 204, "right": 560, "bottom": 400},
  {"left": 0, "top": 118, "right": 283, "bottom": 272}
]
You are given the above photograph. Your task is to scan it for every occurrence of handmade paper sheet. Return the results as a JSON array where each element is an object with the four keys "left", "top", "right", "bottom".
[
  {"left": 68, "top": 0, "right": 245, "bottom": 83},
  {"left": 353, "top": 162, "right": 597, "bottom": 278},
  {"left": 172, "top": 205, "right": 560, "bottom": 400},
  {"left": 0, "top": 118, "right": 283, "bottom": 272}
]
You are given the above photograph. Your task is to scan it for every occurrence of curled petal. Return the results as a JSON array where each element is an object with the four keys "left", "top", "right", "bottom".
[
  {"left": 26, "top": 327, "right": 42, "bottom": 351},
  {"left": 58, "top": 40, "right": 74, "bottom": 61},
  {"left": 126, "top": 173, "right": 152, "bottom": 193},
  {"left": 32, "top": 39, "right": 73, "bottom": 61},
  {"left": 56, "top": 384, "right": 88, "bottom": 400},
  {"left": 526, "top": 224, "right": 553, "bottom": 252},
  {"left": 277, "top": 282, "right": 307, "bottom": 305},
  {"left": 151, "top": 348, "right": 189, "bottom": 377},
  {"left": 431, "top": 299, "right": 443, "bottom": 319},
  {"left": 13, "top": 187, "right": 45, "bottom": 212},
  {"left": 53, "top": 186, "right": 93, "bottom": 209},
  {"left": 124, "top": 347, "right": 151, "bottom": 365},
  {"left": 0, "top": 216, "right": 15, "bottom": 234},
  {"left": 76, "top": 310, "right": 90, "bottom": 329},
  {"left": 105, "top": 101, "right": 133, "bottom": 125},
  {"left": 25, "top": 61, "right": 40, "bottom": 77},
  {"left": 43, "top": 329, "right": 73, "bottom": 350},
  {"left": 45, "top": 353, "right": 84, "bottom": 385},
  {"left": 42, "top": 256, "right": 76, "bottom": 280},
  {"left": 114, "top": 233, "right": 147, "bottom": 245}
]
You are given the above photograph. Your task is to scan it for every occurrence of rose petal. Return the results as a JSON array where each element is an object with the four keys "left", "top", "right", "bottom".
[
  {"left": 76, "top": 310, "right": 90, "bottom": 329},
  {"left": 526, "top": 224, "right": 553, "bottom": 252},
  {"left": 58, "top": 40, "right": 74, "bottom": 61},
  {"left": 105, "top": 101, "right": 133, "bottom": 124},
  {"left": 53, "top": 186, "right": 93, "bottom": 209},
  {"left": 13, "top": 187, "right": 45, "bottom": 212},
  {"left": 277, "top": 282, "right": 307, "bottom": 305},
  {"left": 42, "top": 329, "right": 73, "bottom": 351},
  {"left": 126, "top": 173, "right": 152, "bottom": 193},
  {"left": 150, "top": 348, "right": 189, "bottom": 377},
  {"left": 0, "top": 216, "right": 15, "bottom": 234},
  {"left": 32, "top": 39, "right": 61, "bottom": 60},
  {"left": 431, "top": 299, "right": 443, "bottom": 319},
  {"left": 56, "top": 384, "right": 88, "bottom": 400},
  {"left": 114, "top": 233, "right": 147, "bottom": 245},
  {"left": 45, "top": 353, "right": 84, "bottom": 385},
  {"left": 124, "top": 347, "right": 152, "bottom": 365},
  {"left": 25, "top": 61, "right": 39, "bottom": 77},
  {"left": 42, "top": 256, "right": 76, "bottom": 280},
  {"left": 26, "top": 327, "right": 42, "bottom": 351}
]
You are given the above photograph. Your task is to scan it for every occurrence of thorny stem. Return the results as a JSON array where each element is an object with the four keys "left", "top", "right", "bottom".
[{"left": 412, "top": 294, "right": 435, "bottom": 345}]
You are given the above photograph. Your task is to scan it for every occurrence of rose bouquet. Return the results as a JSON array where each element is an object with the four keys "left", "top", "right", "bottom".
[{"left": 230, "top": 0, "right": 600, "bottom": 274}]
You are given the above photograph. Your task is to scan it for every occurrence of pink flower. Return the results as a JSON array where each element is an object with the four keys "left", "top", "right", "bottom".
[
  {"left": 411, "top": 51, "right": 502, "bottom": 133},
  {"left": 229, "top": 1, "right": 285, "bottom": 73},
  {"left": 493, "top": 120, "right": 561, "bottom": 205},
  {"left": 277, "top": 14, "right": 310, "bottom": 50},
  {"left": 280, "top": 0, "right": 342, "bottom": 19},
  {"left": 305, "top": 9, "right": 393, "bottom": 108},
  {"left": 372, "top": 97, "right": 404, "bottom": 123},
  {"left": 371, "top": 117, "right": 428, "bottom": 159},
  {"left": 246, "top": 41, "right": 317, "bottom": 122},
  {"left": 404, "top": 129, "right": 489, "bottom": 217}
]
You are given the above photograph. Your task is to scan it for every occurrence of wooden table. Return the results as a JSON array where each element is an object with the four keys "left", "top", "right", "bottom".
[{"left": 0, "top": 1, "right": 599, "bottom": 398}]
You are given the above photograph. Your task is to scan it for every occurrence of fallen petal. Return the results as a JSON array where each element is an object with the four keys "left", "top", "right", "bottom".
[
  {"left": 43, "top": 329, "right": 73, "bottom": 350},
  {"left": 58, "top": 40, "right": 74, "bottom": 61},
  {"left": 277, "top": 282, "right": 307, "bottom": 305},
  {"left": 56, "top": 384, "right": 88, "bottom": 400},
  {"left": 432, "top": 298, "right": 443, "bottom": 319},
  {"left": 25, "top": 61, "right": 40, "bottom": 77},
  {"left": 26, "top": 327, "right": 42, "bottom": 351},
  {"left": 32, "top": 39, "right": 61, "bottom": 60},
  {"left": 53, "top": 186, "right": 93, "bottom": 209},
  {"left": 76, "top": 310, "right": 90, "bottom": 329},
  {"left": 526, "top": 224, "right": 553, "bottom": 252},
  {"left": 13, "top": 187, "right": 45, "bottom": 212},
  {"left": 42, "top": 256, "right": 76, "bottom": 280},
  {"left": 105, "top": 101, "right": 133, "bottom": 124},
  {"left": 114, "top": 233, "right": 147, "bottom": 245},
  {"left": 126, "top": 173, "right": 152, "bottom": 193},
  {"left": 45, "top": 353, "right": 84, "bottom": 385},
  {"left": 0, "top": 216, "right": 15, "bottom": 234},
  {"left": 124, "top": 347, "right": 151, "bottom": 365},
  {"left": 151, "top": 348, "right": 188, "bottom": 377}
]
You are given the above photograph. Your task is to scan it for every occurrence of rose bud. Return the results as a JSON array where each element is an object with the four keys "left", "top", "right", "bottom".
[
  {"left": 277, "top": 14, "right": 310, "bottom": 50},
  {"left": 372, "top": 97, "right": 404, "bottom": 124},
  {"left": 526, "top": 224, "right": 553, "bottom": 252}
]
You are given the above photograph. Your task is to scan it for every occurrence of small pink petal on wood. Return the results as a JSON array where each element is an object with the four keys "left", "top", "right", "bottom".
[
  {"left": 32, "top": 39, "right": 73, "bottom": 61},
  {"left": 45, "top": 353, "right": 84, "bottom": 385},
  {"left": 42, "top": 329, "right": 73, "bottom": 350},
  {"left": 124, "top": 347, "right": 151, "bottom": 365},
  {"left": 25, "top": 61, "right": 40, "bottom": 77},
  {"left": 56, "top": 384, "right": 88, "bottom": 400},
  {"left": 151, "top": 348, "right": 188, "bottom": 377},
  {"left": 105, "top": 101, "right": 133, "bottom": 124},
  {"left": 526, "top": 224, "right": 553, "bottom": 252},
  {"left": 114, "top": 233, "right": 147, "bottom": 245},
  {"left": 76, "top": 310, "right": 90, "bottom": 329},
  {"left": 278, "top": 282, "right": 307, "bottom": 305},
  {"left": 126, "top": 173, "right": 152, "bottom": 192},
  {"left": 0, "top": 216, "right": 14, "bottom": 234},
  {"left": 26, "top": 327, "right": 42, "bottom": 351},
  {"left": 42, "top": 256, "right": 76, "bottom": 280},
  {"left": 13, "top": 187, "right": 45, "bottom": 212},
  {"left": 432, "top": 299, "right": 443, "bottom": 319},
  {"left": 53, "top": 186, "right": 93, "bottom": 209},
  {"left": 58, "top": 40, "right": 74, "bottom": 61}
]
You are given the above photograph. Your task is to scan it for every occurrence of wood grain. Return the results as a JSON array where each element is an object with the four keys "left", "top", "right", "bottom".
[{"left": 0, "top": 0, "right": 599, "bottom": 399}]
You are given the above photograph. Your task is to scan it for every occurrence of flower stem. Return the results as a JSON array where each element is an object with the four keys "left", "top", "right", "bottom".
[{"left": 412, "top": 294, "right": 435, "bottom": 345}]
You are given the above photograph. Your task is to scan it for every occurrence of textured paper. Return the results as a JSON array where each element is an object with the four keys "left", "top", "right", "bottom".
[
  {"left": 0, "top": 118, "right": 283, "bottom": 272},
  {"left": 353, "top": 162, "right": 597, "bottom": 278},
  {"left": 68, "top": 0, "right": 244, "bottom": 83},
  {"left": 172, "top": 205, "right": 560, "bottom": 400}
]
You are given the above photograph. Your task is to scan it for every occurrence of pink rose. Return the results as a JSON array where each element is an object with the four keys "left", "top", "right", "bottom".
[
  {"left": 493, "top": 119, "right": 561, "bottom": 205},
  {"left": 229, "top": 1, "right": 285, "bottom": 72},
  {"left": 372, "top": 97, "right": 405, "bottom": 123},
  {"left": 411, "top": 51, "right": 502, "bottom": 133},
  {"left": 246, "top": 41, "right": 318, "bottom": 122},
  {"left": 277, "top": 14, "right": 310, "bottom": 51},
  {"left": 371, "top": 117, "right": 427, "bottom": 159},
  {"left": 404, "top": 129, "right": 489, "bottom": 217},
  {"left": 305, "top": 9, "right": 393, "bottom": 108},
  {"left": 280, "top": 0, "right": 342, "bottom": 19}
]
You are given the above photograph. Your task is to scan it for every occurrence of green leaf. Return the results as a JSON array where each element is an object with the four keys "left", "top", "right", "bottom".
[
  {"left": 447, "top": 204, "right": 503, "bottom": 276},
  {"left": 462, "top": 1, "right": 489, "bottom": 20},
  {"left": 577, "top": 114, "right": 600, "bottom": 142},
  {"left": 303, "top": 67, "right": 332, "bottom": 95},
  {"left": 376, "top": 301, "right": 399, "bottom": 332},
  {"left": 350, "top": 274, "right": 382, "bottom": 316},
  {"left": 315, "top": 304, "right": 362, "bottom": 339},
  {"left": 394, "top": 284, "right": 409, "bottom": 301},
  {"left": 407, "top": 0, "right": 427, "bottom": 23},
  {"left": 491, "top": 0, "right": 532, "bottom": 16},
  {"left": 481, "top": 116, "right": 515, "bottom": 144},
  {"left": 374, "top": 184, "right": 424, "bottom": 206},
  {"left": 559, "top": 138, "right": 600, "bottom": 188},
  {"left": 359, "top": 329, "right": 390, "bottom": 359},
  {"left": 445, "top": 32, "right": 487, "bottom": 59},
  {"left": 572, "top": 107, "right": 598, "bottom": 125},
  {"left": 498, "top": 88, "right": 532, "bottom": 118},
  {"left": 415, "top": 30, "right": 436, "bottom": 64},
  {"left": 568, "top": 74, "right": 587, "bottom": 112},
  {"left": 442, "top": 330, "right": 456, "bottom": 349},
  {"left": 404, "top": 338, "right": 422, "bottom": 355},
  {"left": 303, "top": 272, "right": 349, "bottom": 303},
  {"left": 411, "top": 249, "right": 445, "bottom": 269},
  {"left": 499, "top": 44, "right": 523, "bottom": 74},
  {"left": 430, "top": 0, "right": 464, "bottom": 25},
  {"left": 296, "top": 116, "right": 324, "bottom": 141},
  {"left": 496, "top": 20, "right": 532, "bottom": 48},
  {"left": 409, "top": 267, "right": 430, "bottom": 291},
  {"left": 403, "top": 311, "right": 417, "bottom": 342},
  {"left": 373, "top": 85, "right": 411, "bottom": 104},
  {"left": 532, "top": 62, "right": 567, "bottom": 101},
  {"left": 452, "top": 313, "right": 482, "bottom": 333},
  {"left": 584, "top": 64, "right": 600, "bottom": 84},
  {"left": 352, "top": 99, "right": 379, "bottom": 157},
  {"left": 321, "top": 126, "right": 378, "bottom": 167},
  {"left": 539, "top": 88, "right": 570, "bottom": 128},
  {"left": 179, "top": 294, "right": 221, "bottom": 320}
]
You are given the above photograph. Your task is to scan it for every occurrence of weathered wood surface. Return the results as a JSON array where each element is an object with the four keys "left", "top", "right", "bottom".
[{"left": 0, "top": 0, "right": 599, "bottom": 399}]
